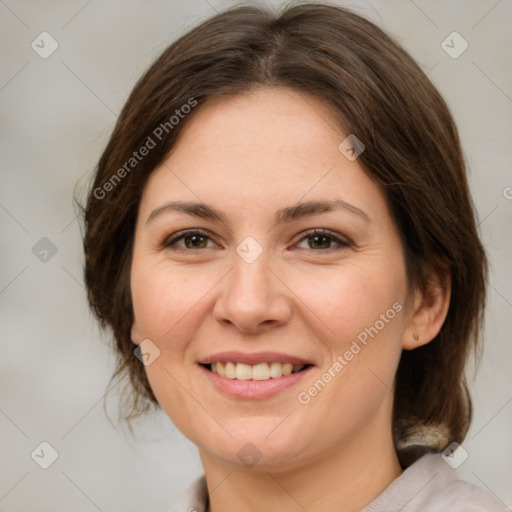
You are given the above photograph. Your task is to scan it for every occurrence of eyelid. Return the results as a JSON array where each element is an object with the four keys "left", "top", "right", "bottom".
[
  {"left": 161, "top": 228, "right": 352, "bottom": 252},
  {"left": 294, "top": 228, "right": 352, "bottom": 250},
  {"left": 161, "top": 228, "right": 218, "bottom": 249}
]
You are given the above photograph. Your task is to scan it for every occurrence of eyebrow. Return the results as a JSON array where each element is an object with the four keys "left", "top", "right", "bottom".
[{"left": 146, "top": 198, "right": 370, "bottom": 226}]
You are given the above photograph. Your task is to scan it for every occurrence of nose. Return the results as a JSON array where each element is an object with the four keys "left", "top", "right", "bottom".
[{"left": 212, "top": 250, "right": 293, "bottom": 334}]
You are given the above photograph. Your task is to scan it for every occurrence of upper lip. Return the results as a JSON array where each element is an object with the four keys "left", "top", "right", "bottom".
[{"left": 198, "top": 351, "right": 314, "bottom": 366}]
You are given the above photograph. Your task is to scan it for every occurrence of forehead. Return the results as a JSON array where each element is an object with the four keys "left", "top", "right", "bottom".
[{"left": 139, "top": 87, "right": 388, "bottom": 224}]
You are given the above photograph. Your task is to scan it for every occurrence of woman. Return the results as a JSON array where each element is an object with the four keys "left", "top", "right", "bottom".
[{"left": 82, "top": 3, "right": 508, "bottom": 511}]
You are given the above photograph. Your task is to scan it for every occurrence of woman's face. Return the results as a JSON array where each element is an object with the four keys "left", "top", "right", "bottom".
[{"left": 130, "top": 87, "right": 412, "bottom": 471}]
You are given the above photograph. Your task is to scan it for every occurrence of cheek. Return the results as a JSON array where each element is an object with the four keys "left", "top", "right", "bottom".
[
  {"left": 291, "top": 259, "right": 405, "bottom": 341},
  {"left": 130, "top": 258, "right": 202, "bottom": 426},
  {"left": 130, "top": 256, "right": 215, "bottom": 342},
  {"left": 317, "top": 266, "right": 405, "bottom": 395},
  {"left": 297, "top": 269, "right": 405, "bottom": 433},
  {"left": 294, "top": 260, "right": 406, "bottom": 405}
]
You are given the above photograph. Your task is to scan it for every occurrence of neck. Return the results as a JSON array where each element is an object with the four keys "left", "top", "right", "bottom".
[{"left": 198, "top": 418, "right": 402, "bottom": 512}]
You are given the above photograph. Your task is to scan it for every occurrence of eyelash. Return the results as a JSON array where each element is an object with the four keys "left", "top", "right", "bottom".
[{"left": 161, "top": 228, "right": 352, "bottom": 253}]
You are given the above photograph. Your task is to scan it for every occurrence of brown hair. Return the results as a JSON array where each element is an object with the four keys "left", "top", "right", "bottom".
[{"left": 82, "top": 2, "right": 487, "bottom": 457}]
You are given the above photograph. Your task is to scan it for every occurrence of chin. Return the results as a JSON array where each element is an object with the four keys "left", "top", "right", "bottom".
[{"left": 196, "top": 426, "right": 312, "bottom": 472}]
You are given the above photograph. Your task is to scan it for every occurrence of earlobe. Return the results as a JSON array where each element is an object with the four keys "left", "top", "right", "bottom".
[
  {"left": 131, "top": 321, "right": 141, "bottom": 345},
  {"left": 403, "top": 264, "right": 451, "bottom": 350}
]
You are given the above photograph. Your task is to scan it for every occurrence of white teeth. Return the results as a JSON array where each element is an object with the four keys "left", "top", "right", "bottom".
[
  {"left": 225, "top": 361, "right": 236, "bottom": 379},
  {"left": 252, "top": 363, "right": 270, "bottom": 380},
  {"left": 282, "top": 363, "right": 293, "bottom": 376},
  {"left": 269, "top": 362, "right": 283, "bottom": 378},
  {"left": 235, "top": 363, "right": 252, "bottom": 380},
  {"left": 210, "top": 361, "right": 306, "bottom": 380}
]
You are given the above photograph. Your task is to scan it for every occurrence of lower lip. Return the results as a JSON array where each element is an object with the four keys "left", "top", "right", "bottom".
[{"left": 198, "top": 364, "right": 313, "bottom": 399}]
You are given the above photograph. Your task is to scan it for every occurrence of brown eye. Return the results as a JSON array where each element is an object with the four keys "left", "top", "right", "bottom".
[
  {"left": 295, "top": 229, "right": 351, "bottom": 251},
  {"left": 182, "top": 234, "right": 208, "bottom": 249},
  {"left": 162, "top": 230, "right": 216, "bottom": 251},
  {"left": 162, "top": 228, "right": 351, "bottom": 253}
]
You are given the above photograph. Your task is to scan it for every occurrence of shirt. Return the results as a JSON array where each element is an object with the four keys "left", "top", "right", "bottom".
[{"left": 169, "top": 453, "right": 509, "bottom": 511}]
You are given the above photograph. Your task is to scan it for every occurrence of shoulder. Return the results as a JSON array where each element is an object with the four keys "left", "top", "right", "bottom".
[
  {"left": 364, "top": 453, "right": 508, "bottom": 512},
  {"left": 424, "top": 478, "right": 509, "bottom": 511},
  {"left": 171, "top": 455, "right": 508, "bottom": 512},
  {"left": 168, "top": 474, "right": 208, "bottom": 512}
]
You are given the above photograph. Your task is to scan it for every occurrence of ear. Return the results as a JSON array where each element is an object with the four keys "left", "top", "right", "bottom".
[
  {"left": 131, "top": 318, "right": 142, "bottom": 345},
  {"left": 402, "top": 262, "right": 451, "bottom": 350}
]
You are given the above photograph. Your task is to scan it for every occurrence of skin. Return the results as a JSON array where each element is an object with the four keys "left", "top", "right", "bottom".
[{"left": 130, "top": 87, "right": 451, "bottom": 512}]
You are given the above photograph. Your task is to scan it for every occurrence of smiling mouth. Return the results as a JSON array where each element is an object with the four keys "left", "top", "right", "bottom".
[{"left": 201, "top": 362, "right": 312, "bottom": 381}]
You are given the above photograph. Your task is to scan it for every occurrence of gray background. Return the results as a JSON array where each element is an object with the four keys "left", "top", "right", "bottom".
[{"left": 1, "top": 0, "right": 511, "bottom": 510}]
